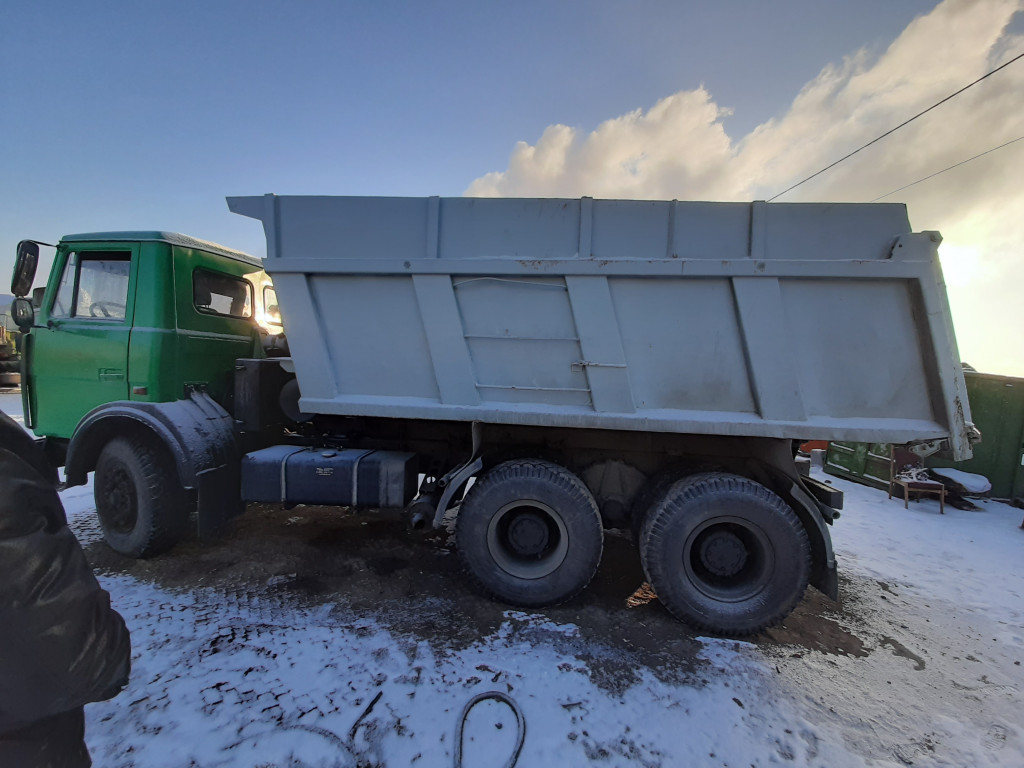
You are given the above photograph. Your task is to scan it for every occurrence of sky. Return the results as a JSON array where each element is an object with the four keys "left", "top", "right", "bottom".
[{"left": 2, "top": 0, "right": 1022, "bottom": 375}]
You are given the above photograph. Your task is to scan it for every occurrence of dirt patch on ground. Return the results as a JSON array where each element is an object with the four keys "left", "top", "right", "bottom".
[
  {"left": 758, "top": 585, "right": 869, "bottom": 659},
  {"left": 85, "top": 502, "right": 869, "bottom": 688}
]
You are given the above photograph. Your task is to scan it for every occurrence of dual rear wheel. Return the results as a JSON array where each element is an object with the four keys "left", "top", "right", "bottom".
[
  {"left": 457, "top": 461, "right": 811, "bottom": 635},
  {"left": 638, "top": 472, "right": 811, "bottom": 636}
]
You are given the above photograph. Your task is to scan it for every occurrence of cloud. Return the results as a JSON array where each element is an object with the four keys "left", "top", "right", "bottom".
[
  {"left": 467, "top": 0, "right": 1024, "bottom": 377},
  {"left": 466, "top": 88, "right": 740, "bottom": 201}
]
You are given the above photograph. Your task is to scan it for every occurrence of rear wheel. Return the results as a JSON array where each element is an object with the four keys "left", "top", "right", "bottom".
[
  {"left": 94, "top": 436, "right": 189, "bottom": 558},
  {"left": 456, "top": 459, "right": 604, "bottom": 607},
  {"left": 630, "top": 466, "right": 681, "bottom": 543},
  {"left": 640, "top": 472, "right": 810, "bottom": 636},
  {"left": 629, "top": 461, "right": 706, "bottom": 543}
]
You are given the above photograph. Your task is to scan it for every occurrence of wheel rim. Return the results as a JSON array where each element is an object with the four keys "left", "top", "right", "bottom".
[
  {"left": 486, "top": 500, "right": 569, "bottom": 580},
  {"left": 101, "top": 462, "right": 138, "bottom": 534},
  {"left": 682, "top": 515, "right": 774, "bottom": 603}
]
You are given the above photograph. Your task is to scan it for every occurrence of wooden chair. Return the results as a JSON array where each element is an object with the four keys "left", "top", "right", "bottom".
[{"left": 888, "top": 445, "right": 945, "bottom": 513}]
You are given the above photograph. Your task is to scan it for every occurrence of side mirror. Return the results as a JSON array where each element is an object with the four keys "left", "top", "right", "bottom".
[
  {"left": 12, "top": 241, "right": 40, "bottom": 297},
  {"left": 12, "top": 297, "right": 35, "bottom": 329},
  {"left": 31, "top": 286, "right": 45, "bottom": 309}
]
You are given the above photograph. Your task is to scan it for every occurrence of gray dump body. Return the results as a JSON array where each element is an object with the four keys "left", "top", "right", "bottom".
[{"left": 229, "top": 195, "right": 974, "bottom": 461}]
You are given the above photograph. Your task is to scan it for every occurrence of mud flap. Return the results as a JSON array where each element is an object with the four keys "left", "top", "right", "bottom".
[
  {"left": 790, "top": 482, "right": 839, "bottom": 601},
  {"left": 197, "top": 463, "right": 244, "bottom": 538},
  {"left": 817, "top": 560, "right": 839, "bottom": 602}
]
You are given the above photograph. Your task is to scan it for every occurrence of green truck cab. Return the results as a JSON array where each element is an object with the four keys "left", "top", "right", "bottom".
[{"left": 10, "top": 232, "right": 279, "bottom": 554}]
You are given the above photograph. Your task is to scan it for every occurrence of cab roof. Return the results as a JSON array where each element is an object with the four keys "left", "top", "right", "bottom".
[{"left": 60, "top": 231, "right": 262, "bottom": 268}]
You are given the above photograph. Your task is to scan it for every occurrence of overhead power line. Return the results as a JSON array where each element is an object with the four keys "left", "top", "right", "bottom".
[
  {"left": 768, "top": 50, "right": 1024, "bottom": 201},
  {"left": 870, "top": 135, "right": 1024, "bottom": 201}
]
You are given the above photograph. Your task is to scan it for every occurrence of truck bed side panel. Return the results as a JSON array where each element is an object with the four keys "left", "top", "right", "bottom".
[{"left": 228, "top": 195, "right": 973, "bottom": 459}]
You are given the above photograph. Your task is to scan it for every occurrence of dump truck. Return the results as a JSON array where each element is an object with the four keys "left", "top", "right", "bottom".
[{"left": 8, "top": 195, "right": 975, "bottom": 635}]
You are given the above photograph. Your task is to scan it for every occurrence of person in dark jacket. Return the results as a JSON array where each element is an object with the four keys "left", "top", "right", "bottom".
[{"left": 0, "top": 408, "right": 131, "bottom": 767}]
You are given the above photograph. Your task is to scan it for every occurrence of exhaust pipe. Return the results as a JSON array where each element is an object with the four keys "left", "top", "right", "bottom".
[{"left": 405, "top": 495, "right": 439, "bottom": 533}]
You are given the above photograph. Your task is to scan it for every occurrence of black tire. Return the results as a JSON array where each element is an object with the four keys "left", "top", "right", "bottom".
[
  {"left": 629, "top": 461, "right": 704, "bottom": 543},
  {"left": 94, "top": 436, "right": 189, "bottom": 558},
  {"left": 630, "top": 467, "right": 680, "bottom": 544},
  {"left": 0, "top": 359, "right": 21, "bottom": 373},
  {"left": 640, "top": 472, "right": 810, "bottom": 636},
  {"left": 456, "top": 459, "right": 604, "bottom": 607}
]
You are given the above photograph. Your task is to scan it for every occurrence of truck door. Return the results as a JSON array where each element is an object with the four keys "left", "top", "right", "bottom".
[{"left": 28, "top": 246, "right": 137, "bottom": 438}]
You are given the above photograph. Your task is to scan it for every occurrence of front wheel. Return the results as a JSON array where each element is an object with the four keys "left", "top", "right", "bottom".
[
  {"left": 640, "top": 472, "right": 810, "bottom": 636},
  {"left": 94, "top": 436, "right": 189, "bottom": 558},
  {"left": 456, "top": 459, "right": 604, "bottom": 607}
]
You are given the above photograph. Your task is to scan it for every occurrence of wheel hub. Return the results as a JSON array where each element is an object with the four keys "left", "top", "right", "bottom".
[
  {"left": 486, "top": 500, "right": 569, "bottom": 580},
  {"left": 506, "top": 512, "right": 550, "bottom": 557},
  {"left": 699, "top": 530, "right": 748, "bottom": 577}
]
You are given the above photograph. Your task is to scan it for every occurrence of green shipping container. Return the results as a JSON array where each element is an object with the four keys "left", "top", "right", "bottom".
[
  {"left": 927, "top": 371, "right": 1024, "bottom": 500},
  {"left": 824, "top": 441, "right": 893, "bottom": 491}
]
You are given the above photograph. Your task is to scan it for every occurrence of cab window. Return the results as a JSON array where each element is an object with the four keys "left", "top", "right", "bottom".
[
  {"left": 263, "top": 286, "right": 282, "bottom": 326},
  {"left": 50, "top": 251, "right": 131, "bottom": 320},
  {"left": 193, "top": 269, "right": 253, "bottom": 319}
]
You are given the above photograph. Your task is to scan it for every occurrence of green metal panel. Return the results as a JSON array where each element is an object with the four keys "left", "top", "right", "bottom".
[
  {"left": 825, "top": 441, "right": 892, "bottom": 490},
  {"left": 170, "top": 244, "right": 263, "bottom": 408},
  {"left": 928, "top": 371, "right": 1024, "bottom": 499},
  {"left": 126, "top": 241, "right": 182, "bottom": 404},
  {"left": 29, "top": 242, "right": 139, "bottom": 437}
]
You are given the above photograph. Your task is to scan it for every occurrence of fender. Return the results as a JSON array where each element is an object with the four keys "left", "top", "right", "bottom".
[
  {"left": 66, "top": 391, "right": 242, "bottom": 536},
  {"left": 741, "top": 438, "right": 839, "bottom": 602},
  {"left": 788, "top": 482, "right": 839, "bottom": 601}
]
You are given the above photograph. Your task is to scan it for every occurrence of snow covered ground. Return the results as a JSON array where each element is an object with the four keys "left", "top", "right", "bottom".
[{"left": 2, "top": 391, "right": 1022, "bottom": 767}]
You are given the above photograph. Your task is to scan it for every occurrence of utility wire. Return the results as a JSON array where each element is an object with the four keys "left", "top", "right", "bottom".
[
  {"left": 870, "top": 135, "right": 1024, "bottom": 201},
  {"left": 768, "top": 50, "right": 1024, "bottom": 201}
]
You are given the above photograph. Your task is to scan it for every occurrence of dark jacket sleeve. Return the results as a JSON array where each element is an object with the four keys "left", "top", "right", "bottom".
[{"left": 0, "top": 410, "right": 131, "bottom": 732}]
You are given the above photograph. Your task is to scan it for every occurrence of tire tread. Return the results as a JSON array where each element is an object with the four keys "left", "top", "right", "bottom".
[
  {"left": 641, "top": 472, "right": 810, "bottom": 636},
  {"left": 95, "top": 436, "right": 188, "bottom": 558},
  {"left": 456, "top": 459, "right": 603, "bottom": 607}
]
